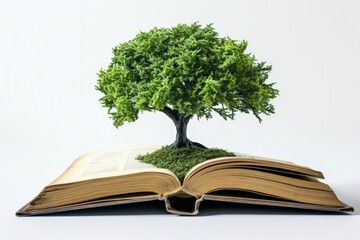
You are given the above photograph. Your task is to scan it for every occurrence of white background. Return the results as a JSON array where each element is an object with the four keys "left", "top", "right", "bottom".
[{"left": 1, "top": 0, "right": 359, "bottom": 239}]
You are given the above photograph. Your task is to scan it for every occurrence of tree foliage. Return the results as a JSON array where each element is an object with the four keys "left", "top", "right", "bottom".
[{"left": 96, "top": 23, "right": 279, "bottom": 141}]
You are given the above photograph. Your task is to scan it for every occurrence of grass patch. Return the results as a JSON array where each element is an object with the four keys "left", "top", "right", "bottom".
[{"left": 137, "top": 146, "right": 235, "bottom": 181}]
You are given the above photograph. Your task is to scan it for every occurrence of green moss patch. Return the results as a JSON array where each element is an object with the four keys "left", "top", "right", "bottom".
[{"left": 137, "top": 147, "right": 235, "bottom": 181}]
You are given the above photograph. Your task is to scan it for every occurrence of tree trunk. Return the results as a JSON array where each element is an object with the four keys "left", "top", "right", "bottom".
[
  {"left": 161, "top": 106, "right": 206, "bottom": 149},
  {"left": 172, "top": 114, "right": 191, "bottom": 148}
]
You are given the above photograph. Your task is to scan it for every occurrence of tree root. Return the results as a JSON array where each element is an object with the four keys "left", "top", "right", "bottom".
[{"left": 168, "top": 140, "right": 207, "bottom": 149}]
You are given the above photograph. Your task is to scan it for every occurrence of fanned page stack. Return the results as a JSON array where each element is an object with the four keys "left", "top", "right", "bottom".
[{"left": 17, "top": 145, "right": 353, "bottom": 216}]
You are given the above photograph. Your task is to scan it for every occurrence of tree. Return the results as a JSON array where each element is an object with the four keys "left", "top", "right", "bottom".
[{"left": 96, "top": 23, "right": 279, "bottom": 148}]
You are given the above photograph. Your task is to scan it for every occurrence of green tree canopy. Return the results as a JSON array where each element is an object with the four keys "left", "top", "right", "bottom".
[{"left": 96, "top": 23, "right": 279, "bottom": 148}]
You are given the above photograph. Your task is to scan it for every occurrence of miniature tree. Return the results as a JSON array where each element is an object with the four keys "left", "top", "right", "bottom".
[{"left": 96, "top": 23, "right": 279, "bottom": 148}]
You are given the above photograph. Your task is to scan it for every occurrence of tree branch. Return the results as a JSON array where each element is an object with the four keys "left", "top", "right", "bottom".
[
  {"left": 240, "top": 100, "right": 262, "bottom": 122},
  {"left": 184, "top": 115, "right": 192, "bottom": 124},
  {"left": 160, "top": 106, "right": 179, "bottom": 122}
]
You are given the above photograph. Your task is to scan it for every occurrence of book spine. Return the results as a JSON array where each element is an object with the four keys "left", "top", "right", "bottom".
[{"left": 159, "top": 195, "right": 204, "bottom": 216}]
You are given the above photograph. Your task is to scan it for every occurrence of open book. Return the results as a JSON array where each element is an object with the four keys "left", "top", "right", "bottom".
[{"left": 17, "top": 145, "right": 353, "bottom": 216}]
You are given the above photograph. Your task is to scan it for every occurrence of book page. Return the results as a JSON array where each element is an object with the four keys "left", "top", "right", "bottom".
[
  {"left": 235, "top": 152, "right": 295, "bottom": 165},
  {"left": 50, "top": 145, "right": 171, "bottom": 185},
  {"left": 184, "top": 152, "right": 323, "bottom": 183}
]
